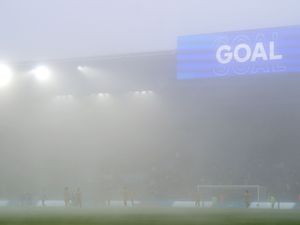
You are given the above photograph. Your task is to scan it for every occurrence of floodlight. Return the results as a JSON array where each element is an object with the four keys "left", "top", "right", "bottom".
[
  {"left": 0, "top": 64, "right": 12, "bottom": 87},
  {"left": 31, "top": 66, "right": 50, "bottom": 82}
]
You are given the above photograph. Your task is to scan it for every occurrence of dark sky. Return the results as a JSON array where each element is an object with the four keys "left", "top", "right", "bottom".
[{"left": 0, "top": 0, "right": 299, "bottom": 62}]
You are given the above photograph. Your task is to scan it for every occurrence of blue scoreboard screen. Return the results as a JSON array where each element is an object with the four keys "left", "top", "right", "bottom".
[{"left": 177, "top": 26, "right": 300, "bottom": 79}]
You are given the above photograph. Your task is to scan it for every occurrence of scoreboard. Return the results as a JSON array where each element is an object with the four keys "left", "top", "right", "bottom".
[{"left": 177, "top": 25, "right": 300, "bottom": 79}]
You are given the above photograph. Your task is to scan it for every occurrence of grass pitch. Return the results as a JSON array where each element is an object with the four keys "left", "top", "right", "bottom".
[{"left": 0, "top": 208, "right": 299, "bottom": 225}]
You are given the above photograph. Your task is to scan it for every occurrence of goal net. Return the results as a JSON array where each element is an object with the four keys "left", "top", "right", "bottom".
[{"left": 195, "top": 185, "right": 266, "bottom": 207}]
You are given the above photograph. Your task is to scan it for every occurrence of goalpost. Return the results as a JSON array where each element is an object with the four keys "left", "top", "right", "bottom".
[{"left": 196, "top": 185, "right": 265, "bottom": 203}]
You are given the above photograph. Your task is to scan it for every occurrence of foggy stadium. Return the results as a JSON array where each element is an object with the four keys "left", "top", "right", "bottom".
[{"left": 0, "top": 0, "right": 300, "bottom": 224}]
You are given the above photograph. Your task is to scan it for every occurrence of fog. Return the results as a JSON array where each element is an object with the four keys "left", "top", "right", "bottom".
[
  {"left": 0, "top": 0, "right": 299, "bottom": 208},
  {"left": 0, "top": 0, "right": 300, "bottom": 61}
]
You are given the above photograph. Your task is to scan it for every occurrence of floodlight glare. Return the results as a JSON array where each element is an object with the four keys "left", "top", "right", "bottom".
[
  {"left": 77, "top": 66, "right": 84, "bottom": 71},
  {"left": 98, "top": 93, "right": 110, "bottom": 98},
  {"left": 31, "top": 66, "right": 50, "bottom": 82},
  {"left": 77, "top": 65, "right": 89, "bottom": 72},
  {"left": 54, "top": 94, "right": 74, "bottom": 102},
  {"left": 133, "top": 90, "right": 154, "bottom": 96},
  {"left": 0, "top": 64, "right": 12, "bottom": 87}
]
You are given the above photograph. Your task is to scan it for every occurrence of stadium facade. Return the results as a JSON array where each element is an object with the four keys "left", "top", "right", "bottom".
[{"left": 1, "top": 27, "right": 300, "bottom": 207}]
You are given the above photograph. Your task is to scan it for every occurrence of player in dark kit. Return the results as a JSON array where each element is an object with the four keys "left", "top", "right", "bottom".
[
  {"left": 195, "top": 190, "right": 202, "bottom": 207},
  {"left": 41, "top": 192, "right": 47, "bottom": 207},
  {"left": 122, "top": 187, "right": 129, "bottom": 207},
  {"left": 244, "top": 190, "right": 251, "bottom": 208}
]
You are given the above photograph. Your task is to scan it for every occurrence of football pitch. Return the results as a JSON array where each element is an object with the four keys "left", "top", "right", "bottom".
[{"left": 0, "top": 208, "right": 299, "bottom": 225}]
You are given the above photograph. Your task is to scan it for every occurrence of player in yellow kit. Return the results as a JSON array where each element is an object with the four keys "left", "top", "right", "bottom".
[
  {"left": 64, "top": 187, "right": 70, "bottom": 207},
  {"left": 76, "top": 188, "right": 82, "bottom": 208}
]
